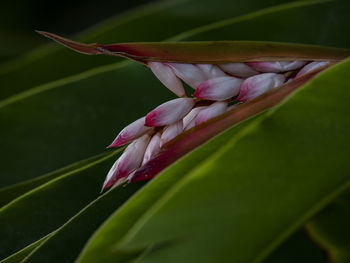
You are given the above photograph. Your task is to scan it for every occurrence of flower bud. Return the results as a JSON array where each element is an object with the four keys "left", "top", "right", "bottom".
[
  {"left": 145, "top": 98, "right": 195, "bottom": 127},
  {"left": 237, "top": 73, "right": 285, "bottom": 102},
  {"left": 183, "top": 106, "right": 206, "bottom": 130},
  {"left": 108, "top": 117, "right": 152, "bottom": 148},
  {"left": 142, "top": 132, "right": 161, "bottom": 165},
  {"left": 246, "top": 61, "right": 306, "bottom": 73},
  {"left": 197, "top": 64, "right": 226, "bottom": 79},
  {"left": 148, "top": 62, "right": 186, "bottom": 97},
  {"left": 160, "top": 120, "right": 183, "bottom": 147},
  {"left": 193, "top": 76, "right": 242, "bottom": 101},
  {"left": 166, "top": 63, "right": 207, "bottom": 89},
  {"left": 102, "top": 134, "right": 150, "bottom": 190},
  {"left": 218, "top": 63, "right": 258, "bottom": 77},
  {"left": 195, "top": 102, "right": 228, "bottom": 125},
  {"left": 296, "top": 61, "right": 330, "bottom": 77}
]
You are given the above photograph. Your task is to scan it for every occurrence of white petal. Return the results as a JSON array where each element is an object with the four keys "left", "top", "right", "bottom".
[
  {"left": 166, "top": 63, "right": 207, "bottom": 89},
  {"left": 218, "top": 63, "right": 259, "bottom": 77},
  {"left": 296, "top": 61, "right": 330, "bottom": 77},
  {"left": 183, "top": 106, "right": 206, "bottom": 130},
  {"left": 145, "top": 98, "right": 195, "bottom": 127},
  {"left": 102, "top": 159, "right": 120, "bottom": 190},
  {"left": 247, "top": 61, "right": 307, "bottom": 73},
  {"left": 142, "top": 132, "right": 161, "bottom": 165},
  {"left": 160, "top": 120, "right": 183, "bottom": 147},
  {"left": 197, "top": 64, "right": 226, "bottom": 79},
  {"left": 148, "top": 62, "right": 185, "bottom": 97},
  {"left": 108, "top": 117, "right": 152, "bottom": 147},
  {"left": 115, "top": 134, "right": 151, "bottom": 179},
  {"left": 194, "top": 76, "right": 242, "bottom": 101},
  {"left": 195, "top": 102, "right": 228, "bottom": 125},
  {"left": 237, "top": 73, "right": 285, "bottom": 102}
]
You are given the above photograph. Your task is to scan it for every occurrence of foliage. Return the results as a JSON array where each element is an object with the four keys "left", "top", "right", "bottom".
[{"left": 0, "top": 0, "right": 349, "bottom": 262}]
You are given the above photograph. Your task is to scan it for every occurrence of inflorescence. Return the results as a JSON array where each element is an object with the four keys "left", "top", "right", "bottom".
[{"left": 102, "top": 60, "right": 329, "bottom": 190}]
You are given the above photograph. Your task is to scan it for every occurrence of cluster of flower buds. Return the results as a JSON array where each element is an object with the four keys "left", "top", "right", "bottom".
[{"left": 102, "top": 60, "right": 329, "bottom": 190}]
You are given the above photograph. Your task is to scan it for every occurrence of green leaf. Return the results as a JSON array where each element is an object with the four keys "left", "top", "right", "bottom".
[
  {"left": 305, "top": 189, "right": 350, "bottom": 263},
  {"left": 263, "top": 230, "right": 326, "bottom": 263},
  {"left": 20, "top": 182, "right": 144, "bottom": 263},
  {"left": 0, "top": 0, "right": 292, "bottom": 100},
  {"left": 0, "top": 235, "right": 50, "bottom": 263},
  {"left": 0, "top": 152, "right": 110, "bottom": 208},
  {"left": 0, "top": 150, "right": 121, "bottom": 259},
  {"left": 1, "top": 0, "right": 350, "bottom": 261},
  {"left": 76, "top": 58, "right": 350, "bottom": 263},
  {"left": 183, "top": 0, "right": 350, "bottom": 49}
]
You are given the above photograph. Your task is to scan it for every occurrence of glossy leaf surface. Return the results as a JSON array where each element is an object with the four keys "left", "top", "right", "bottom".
[
  {"left": 77, "top": 58, "right": 350, "bottom": 263},
  {"left": 0, "top": 151, "right": 121, "bottom": 259},
  {"left": 1, "top": 0, "right": 349, "bottom": 262}
]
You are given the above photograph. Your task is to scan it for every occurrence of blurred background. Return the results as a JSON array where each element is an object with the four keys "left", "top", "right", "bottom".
[{"left": 0, "top": 0, "right": 153, "bottom": 63}]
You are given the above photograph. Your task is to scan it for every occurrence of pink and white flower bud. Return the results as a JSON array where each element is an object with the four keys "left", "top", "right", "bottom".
[
  {"left": 142, "top": 132, "right": 161, "bottom": 165},
  {"left": 195, "top": 102, "right": 228, "bottom": 125},
  {"left": 197, "top": 64, "right": 226, "bottom": 79},
  {"left": 160, "top": 120, "right": 183, "bottom": 147},
  {"left": 166, "top": 63, "right": 207, "bottom": 89},
  {"left": 102, "top": 134, "right": 151, "bottom": 190},
  {"left": 237, "top": 73, "right": 285, "bottom": 102},
  {"left": 148, "top": 62, "right": 186, "bottom": 97},
  {"left": 145, "top": 98, "right": 195, "bottom": 127},
  {"left": 246, "top": 61, "right": 306, "bottom": 73},
  {"left": 183, "top": 106, "right": 206, "bottom": 130},
  {"left": 218, "top": 63, "right": 259, "bottom": 77},
  {"left": 296, "top": 61, "right": 330, "bottom": 77},
  {"left": 193, "top": 76, "right": 242, "bottom": 101},
  {"left": 114, "top": 134, "right": 150, "bottom": 179},
  {"left": 102, "top": 159, "right": 120, "bottom": 191},
  {"left": 108, "top": 117, "right": 152, "bottom": 148}
]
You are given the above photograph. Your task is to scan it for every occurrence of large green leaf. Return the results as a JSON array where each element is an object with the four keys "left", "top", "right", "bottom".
[
  {"left": 1, "top": 0, "right": 349, "bottom": 262},
  {"left": 0, "top": 0, "right": 293, "bottom": 100},
  {"left": 20, "top": 182, "right": 144, "bottom": 263},
  {"left": 0, "top": 150, "right": 122, "bottom": 259},
  {"left": 263, "top": 230, "right": 326, "bottom": 263},
  {"left": 0, "top": 151, "right": 110, "bottom": 208},
  {"left": 0, "top": 236, "right": 50, "bottom": 263},
  {"left": 305, "top": 189, "right": 350, "bottom": 263},
  {"left": 76, "top": 58, "right": 350, "bottom": 263},
  {"left": 182, "top": 0, "right": 349, "bottom": 49},
  {"left": 1, "top": 0, "right": 348, "bottom": 189}
]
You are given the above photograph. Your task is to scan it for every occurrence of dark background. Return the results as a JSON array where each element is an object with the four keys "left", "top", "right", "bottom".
[{"left": 0, "top": 0, "right": 153, "bottom": 63}]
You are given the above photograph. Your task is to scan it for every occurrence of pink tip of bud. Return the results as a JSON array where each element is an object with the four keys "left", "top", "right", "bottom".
[
  {"left": 218, "top": 63, "right": 259, "bottom": 77},
  {"left": 296, "top": 61, "right": 330, "bottom": 77},
  {"left": 246, "top": 61, "right": 307, "bottom": 73},
  {"left": 108, "top": 117, "right": 152, "bottom": 148},
  {"left": 101, "top": 159, "right": 119, "bottom": 192},
  {"left": 195, "top": 102, "right": 228, "bottom": 125},
  {"left": 166, "top": 63, "right": 207, "bottom": 89},
  {"left": 142, "top": 132, "right": 161, "bottom": 166},
  {"left": 193, "top": 76, "right": 242, "bottom": 101},
  {"left": 102, "top": 134, "right": 150, "bottom": 190},
  {"left": 160, "top": 120, "right": 183, "bottom": 147},
  {"left": 145, "top": 98, "right": 195, "bottom": 127},
  {"left": 237, "top": 73, "right": 285, "bottom": 102},
  {"left": 148, "top": 62, "right": 186, "bottom": 97}
]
